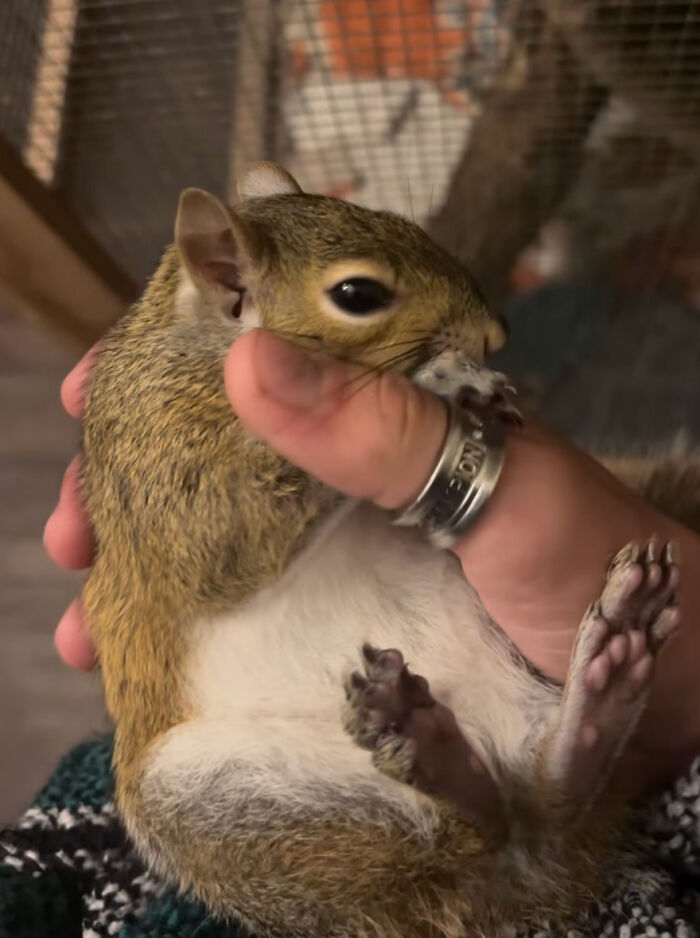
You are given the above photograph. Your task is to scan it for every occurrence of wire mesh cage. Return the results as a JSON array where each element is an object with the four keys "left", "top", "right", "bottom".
[{"left": 1, "top": 0, "right": 699, "bottom": 444}]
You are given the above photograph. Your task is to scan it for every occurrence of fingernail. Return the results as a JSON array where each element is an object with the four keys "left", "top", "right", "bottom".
[{"left": 254, "top": 332, "right": 324, "bottom": 410}]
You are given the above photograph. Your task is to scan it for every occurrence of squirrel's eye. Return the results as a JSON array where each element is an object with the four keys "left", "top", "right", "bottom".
[{"left": 327, "top": 278, "right": 394, "bottom": 315}]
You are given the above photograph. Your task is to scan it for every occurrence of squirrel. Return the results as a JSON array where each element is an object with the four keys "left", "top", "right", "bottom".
[{"left": 81, "top": 162, "right": 683, "bottom": 937}]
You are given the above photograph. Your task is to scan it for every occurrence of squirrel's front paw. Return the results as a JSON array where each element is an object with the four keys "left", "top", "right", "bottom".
[
  {"left": 456, "top": 376, "right": 522, "bottom": 426},
  {"left": 415, "top": 355, "right": 521, "bottom": 424}
]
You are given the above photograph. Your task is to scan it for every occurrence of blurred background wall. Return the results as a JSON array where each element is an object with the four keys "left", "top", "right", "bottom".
[
  {"left": 1, "top": 0, "right": 698, "bottom": 822},
  {"left": 0, "top": 304, "right": 105, "bottom": 824}
]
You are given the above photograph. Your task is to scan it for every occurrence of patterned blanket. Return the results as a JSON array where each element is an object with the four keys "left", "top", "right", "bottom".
[{"left": 2, "top": 735, "right": 699, "bottom": 937}]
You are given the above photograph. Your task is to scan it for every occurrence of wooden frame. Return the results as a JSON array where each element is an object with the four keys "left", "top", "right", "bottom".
[
  {"left": 0, "top": 135, "right": 137, "bottom": 348},
  {"left": 227, "top": 0, "right": 277, "bottom": 199},
  {"left": 23, "top": 0, "right": 78, "bottom": 186}
]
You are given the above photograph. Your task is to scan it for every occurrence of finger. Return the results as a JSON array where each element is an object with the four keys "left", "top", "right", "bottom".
[
  {"left": 55, "top": 599, "right": 97, "bottom": 671},
  {"left": 61, "top": 343, "right": 101, "bottom": 419},
  {"left": 225, "top": 329, "right": 447, "bottom": 510},
  {"left": 44, "top": 455, "right": 96, "bottom": 570}
]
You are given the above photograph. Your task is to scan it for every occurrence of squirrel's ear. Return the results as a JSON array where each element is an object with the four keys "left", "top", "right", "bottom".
[
  {"left": 238, "top": 162, "right": 303, "bottom": 200},
  {"left": 175, "top": 188, "right": 254, "bottom": 294}
]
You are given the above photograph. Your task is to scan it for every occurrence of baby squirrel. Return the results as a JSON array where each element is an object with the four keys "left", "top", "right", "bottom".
[{"left": 81, "top": 162, "right": 682, "bottom": 937}]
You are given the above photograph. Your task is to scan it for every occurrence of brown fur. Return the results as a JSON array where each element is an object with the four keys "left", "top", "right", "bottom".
[
  {"left": 82, "top": 244, "right": 339, "bottom": 807},
  {"left": 137, "top": 790, "right": 615, "bottom": 938},
  {"left": 604, "top": 455, "right": 700, "bottom": 535}
]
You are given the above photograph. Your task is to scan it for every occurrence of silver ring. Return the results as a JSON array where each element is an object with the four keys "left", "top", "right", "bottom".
[{"left": 390, "top": 403, "right": 507, "bottom": 548}]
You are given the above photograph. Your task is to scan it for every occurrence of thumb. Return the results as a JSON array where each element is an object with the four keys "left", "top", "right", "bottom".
[{"left": 224, "top": 330, "right": 447, "bottom": 510}]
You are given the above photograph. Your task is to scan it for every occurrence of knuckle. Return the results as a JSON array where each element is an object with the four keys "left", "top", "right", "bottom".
[
  {"left": 368, "top": 371, "right": 438, "bottom": 509},
  {"left": 372, "top": 372, "right": 420, "bottom": 468}
]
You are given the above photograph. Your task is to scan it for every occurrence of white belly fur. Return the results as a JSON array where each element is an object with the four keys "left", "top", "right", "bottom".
[{"left": 144, "top": 502, "right": 560, "bottom": 835}]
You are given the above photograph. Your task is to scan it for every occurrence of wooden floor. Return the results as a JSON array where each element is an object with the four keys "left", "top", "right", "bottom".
[{"left": 0, "top": 305, "right": 105, "bottom": 825}]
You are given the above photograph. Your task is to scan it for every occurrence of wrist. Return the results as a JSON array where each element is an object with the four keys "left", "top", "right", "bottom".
[{"left": 452, "top": 418, "right": 597, "bottom": 676}]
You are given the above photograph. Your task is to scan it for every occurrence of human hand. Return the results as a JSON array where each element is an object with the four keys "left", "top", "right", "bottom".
[
  {"left": 44, "top": 344, "right": 100, "bottom": 671},
  {"left": 45, "top": 331, "right": 700, "bottom": 786}
]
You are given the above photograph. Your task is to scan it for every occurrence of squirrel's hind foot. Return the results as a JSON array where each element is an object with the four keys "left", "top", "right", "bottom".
[
  {"left": 343, "top": 644, "right": 508, "bottom": 843},
  {"left": 545, "top": 538, "right": 681, "bottom": 809}
]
